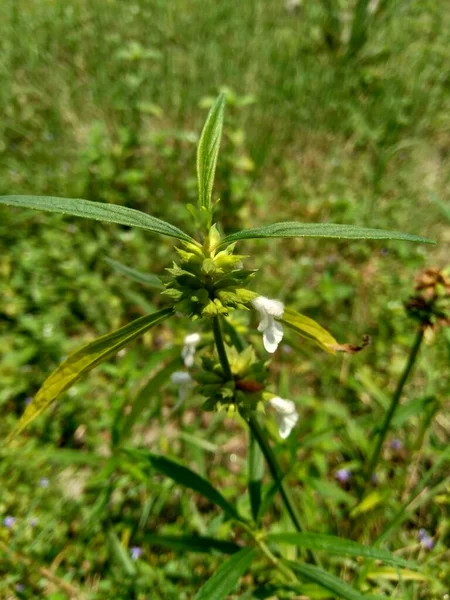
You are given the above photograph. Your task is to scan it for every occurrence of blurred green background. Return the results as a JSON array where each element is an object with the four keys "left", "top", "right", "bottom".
[{"left": 0, "top": 1, "right": 449, "bottom": 598}]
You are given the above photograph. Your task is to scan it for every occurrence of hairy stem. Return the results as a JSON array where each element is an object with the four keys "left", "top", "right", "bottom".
[
  {"left": 212, "top": 316, "right": 232, "bottom": 379},
  {"left": 248, "top": 414, "right": 304, "bottom": 533},
  {"left": 211, "top": 317, "right": 317, "bottom": 565},
  {"left": 363, "top": 327, "right": 424, "bottom": 496}
]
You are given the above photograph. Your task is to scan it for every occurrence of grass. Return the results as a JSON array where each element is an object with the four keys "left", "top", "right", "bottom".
[{"left": 0, "top": 1, "right": 449, "bottom": 598}]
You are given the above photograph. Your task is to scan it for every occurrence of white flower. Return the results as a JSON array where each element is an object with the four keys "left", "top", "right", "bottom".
[
  {"left": 268, "top": 396, "right": 299, "bottom": 439},
  {"left": 170, "top": 371, "right": 192, "bottom": 408},
  {"left": 251, "top": 296, "right": 285, "bottom": 353},
  {"left": 181, "top": 332, "right": 201, "bottom": 367}
]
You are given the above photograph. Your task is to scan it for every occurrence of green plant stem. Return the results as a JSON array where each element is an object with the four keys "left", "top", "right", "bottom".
[
  {"left": 363, "top": 327, "right": 424, "bottom": 495},
  {"left": 247, "top": 414, "right": 304, "bottom": 534},
  {"left": 212, "top": 316, "right": 232, "bottom": 379},
  {"left": 211, "top": 318, "right": 317, "bottom": 565}
]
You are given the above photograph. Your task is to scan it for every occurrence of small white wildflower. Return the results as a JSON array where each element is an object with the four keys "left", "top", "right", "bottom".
[
  {"left": 170, "top": 371, "right": 192, "bottom": 408},
  {"left": 268, "top": 396, "right": 299, "bottom": 439},
  {"left": 251, "top": 296, "right": 285, "bottom": 353},
  {"left": 181, "top": 333, "right": 201, "bottom": 367}
]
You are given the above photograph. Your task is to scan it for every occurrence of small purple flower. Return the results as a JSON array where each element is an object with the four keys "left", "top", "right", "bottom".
[
  {"left": 3, "top": 516, "right": 16, "bottom": 528},
  {"left": 390, "top": 438, "right": 403, "bottom": 450},
  {"left": 39, "top": 478, "right": 49, "bottom": 488},
  {"left": 418, "top": 529, "right": 434, "bottom": 550},
  {"left": 30, "top": 517, "right": 39, "bottom": 527},
  {"left": 25, "top": 397, "right": 33, "bottom": 406},
  {"left": 335, "top": 468, "right": 351, "bottom": 483},
  {"left": 15, "top": 584, "right": 25, "bottom": 593},
  {"left": 130, "top": 546, "right": 143, "bottom": 561}
]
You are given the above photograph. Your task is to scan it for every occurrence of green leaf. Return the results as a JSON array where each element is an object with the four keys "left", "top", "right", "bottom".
[
  {"left": 197, "top": 93, "right": 226, "bottom": 211},
  {"left": 248, "top": 432, "right": 264, "bottom": 522},
  {"left": 281, "top": 307, "right": 339, "bottom": 354},
  {"left": 0, "top": 195, "right": 194, "bottom": 242},
  {"left": 107, "top": 531, "right": 137, "bottom": 577},
  {"left": 124, "top": 449, "right": 244, "bottom": 522},
  {"left": 193, "top": 547, "right": 257, "bottom": 600},
  {"left": 350, "top": 490, "right": 388, "bottom": 518},
  {"left": 120, "top": 355, "right": 182, "bottom": 442},
  {"left": 144, "top": 534, "right": 240, "bottom": 555},
  {"left": 104, "top": 257, "right": 164, "bottom": 288},
  {"left": 217, "top": 222, "right": 434, "bottom": 247},
  {"left": 8, "top": 308, "right": 173, "bottom": 440},
  {"left": 267, "top": 533, "right": 414, "bottom": 569},
  {"left": 287, "top": 561, "right": 373, "bottom": 600}
]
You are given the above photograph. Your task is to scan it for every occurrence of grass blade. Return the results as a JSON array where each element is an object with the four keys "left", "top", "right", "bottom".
[
  {"left": 248, "top": 431, "right": 264, "bottom": 522},
  {"left": 218, "top": 222, "right": 434, "bottom": 247},
  {"left": 120, "top": 355, "right": 182, "bottom": 442},
  {"left": 104, "top": 257, "right": 164, "bottom": 288},
  {"left": 193, "top": 547, "right": 257, "bottom": 600},
  {"left": 0, "top": 195, "right": 194, "bottom": 241},
  {"left": 124, "top": 449, "right": 244, "bottom": 522},
  {"left": 268, "top": 533, "right": 415, "bottom": 568},
  {"left": 144, "top": 534, "right": 240, "bottom": 555},
  {"left": 287, "top": 560, "right": 375, "bottom": 600}
]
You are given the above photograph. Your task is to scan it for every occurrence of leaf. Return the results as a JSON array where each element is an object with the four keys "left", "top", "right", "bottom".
[
  {"left": 193, "top": 547, "right": 257, "bottom": 600},
  {"left": 248, "top": 432, "right": 264, "bottom": 522},
  {"left": 107, "top": 531, "right": 137, "bottom": 577},
  {"left": 280, "top": 308, "right": 339, "bottom": 354},
  {"left": 0, "top": 195, "right": 194, "bottom": 242},
  {"left": 287, "top": 561, "right": 374, "bottom": 600},
  {"left": 350, "top": 490, "right": 388, "bottom": 518},
  {"left": 120, "top": 356, "right": 182, "bottom": 442},
  {"left": 143, "top": 534, "right": 240, "bottom": 555},
  {"left": 267, "top": 533, "right": 415, "bottom": 568},
  {"left": 367, "top": 567, "right": 428, "bottom": 582},
  {"left": 8, "top": 308, "right": 173, "bottom": 440},
  {"left": 197, "top": 93, "right": 226, "bottom": 211},
  {"left": 104, "top": 257, "right": 164, "bottom": 288},
  {"left": 217, "top": 222, "right": 434, "bottom": 247},
  {"left": 124, "top": 449, "right": 244, "bottom": 522}
]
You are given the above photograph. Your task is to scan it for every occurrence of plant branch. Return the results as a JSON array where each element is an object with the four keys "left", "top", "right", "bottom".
[
  {"left": 363, "top": 327, "right": 424, "bottom": 495},
  {"left": 248, "top": 414, "right": 304, "bottom": 533}
]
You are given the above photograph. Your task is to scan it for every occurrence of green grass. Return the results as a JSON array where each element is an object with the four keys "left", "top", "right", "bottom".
[{"left": 0, "top": 1, "right": 449, "bottom": 598}]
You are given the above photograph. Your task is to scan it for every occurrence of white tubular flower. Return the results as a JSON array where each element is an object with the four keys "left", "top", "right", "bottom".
[
  {"left": 170, "top": 371, "right": 192, "bottom": 407},
  {"left": 268, "top": 396, "right": 299, "bottom": 439},
  {"left": 251, "top": 296, "right": 285, "bottom": 353},
  {"left": 181, "top": 332, "right": 201, "bottom": 367}
]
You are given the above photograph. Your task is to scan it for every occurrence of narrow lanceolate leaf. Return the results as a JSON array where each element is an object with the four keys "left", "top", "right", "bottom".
[
  {"left": 193, "top": 547, "right": 257, "bottom": 600},
  {"left": 217, "top": 222, "right": 434, "bottom": 248},
  {"left": 287, "top": 561, "right": 373, "bottom": 600},
  {"left": 0, "top": 195, "right": 194, "bottom": 242},
  {"left": 104, "top": 257, "right": 164, "bottom": 288},
  {"left": 120, "top": 356, "right": 182, "bottom": 442},
  {"left": 280, "top": 308, "right": 339, "bottom": 354},
  {"left": 267, "top": 533, "right": 415, "bottom": 569},
  {"left": 8, "top": 308, "right": 173, "bottom": 441},
  {"left": 124, "top": 449, "right": 244, "bottom": 522},
  {"left": 107, "top": 531, "right": 137, "bottom": 577},
  {"left": 197, "top": 93, "right": 226, "bottom": 211},
  {"left": 248, "top": 432, "right": 264, "bottom": 522},
  {"left": 144, "top": 534, "right": 240, "bottom": 555}
]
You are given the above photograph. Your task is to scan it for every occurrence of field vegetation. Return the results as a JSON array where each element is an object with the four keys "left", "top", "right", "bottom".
[{"left": 0, "top": 1, "right": 449, "bottom": 599}]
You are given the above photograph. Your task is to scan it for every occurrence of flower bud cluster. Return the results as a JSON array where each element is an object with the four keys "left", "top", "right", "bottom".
[
  {"left": 162, "top": 226, "right": 256, "bottom": 319},
  {"left": 195, "top": 345, "right": 268, "bottom": 416},
  {"left": 405, "top": 267, "right": 450, "bottom": 330}
]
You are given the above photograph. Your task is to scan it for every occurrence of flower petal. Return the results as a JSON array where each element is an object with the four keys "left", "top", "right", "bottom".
[
  {"left": 263, "top": 318, "right": 284, "bottom": 353},
  {"left": 277, "top": 411, "right": 299, "bottom": 439}
]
